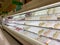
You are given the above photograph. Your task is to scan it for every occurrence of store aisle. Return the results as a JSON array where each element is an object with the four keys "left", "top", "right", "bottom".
[
  {"left": 1, "top": 29, "right": 22, "bottom": 45},
  {"left": 0, "top": 29, "right": 10, "bottom": 45}
]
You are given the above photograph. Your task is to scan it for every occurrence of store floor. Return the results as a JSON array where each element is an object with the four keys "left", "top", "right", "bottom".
[
  {"left": 0, "top": 29, "right": 22, "bottom": 45},
  {"left": 0, "top": 29, "right": 10, "bottom": 45}
]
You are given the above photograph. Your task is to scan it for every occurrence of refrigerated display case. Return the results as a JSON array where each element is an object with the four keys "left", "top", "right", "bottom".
[{"left": 3, "top": 2, "right": 60, "bottom": 45}]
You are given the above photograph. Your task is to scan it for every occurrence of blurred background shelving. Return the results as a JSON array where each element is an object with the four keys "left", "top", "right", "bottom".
[{"left": 2, "top": 2, "right": 60, "bottom": 45}]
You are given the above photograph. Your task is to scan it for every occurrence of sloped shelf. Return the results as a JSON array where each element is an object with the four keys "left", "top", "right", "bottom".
[{"left": 3, "top": 25, "right": 45, "bottom": 45}]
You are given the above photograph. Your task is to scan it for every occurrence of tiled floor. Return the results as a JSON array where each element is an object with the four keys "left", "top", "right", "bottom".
[{"left": 0, "top": 29, "right": 21, "bottom": 45}]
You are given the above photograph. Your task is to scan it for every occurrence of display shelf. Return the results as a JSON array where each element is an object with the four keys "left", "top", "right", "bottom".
[
  {"left": 24, "top": 28, "right": 60, "bottom": 41},
  {"left": 25, "top": 16, "right": 60, "bottom": 21},
  {"left": 3, "top": 25, "right": 59, "bottom": 41},
  {"left": 3, "top": 25, "right": 60, "bottom": 45},
  {"left": 37, "top": 36, "right": 60, "bottom": 45},
  {"left": 40, "top": 35, "right": 60, "bottom": 42},
  {"left": 6, "top": 20, "right": 60, "bottom": 21},
  {"left": 24, "top": 29, "right": 60, "bottom": 43},
  {"left": 3, "top": 25, "right": 45, "bottom": 45},
  {"left": 24, "top": 21, "right": 60, "bottom": 29},
  {"left": 6, "top": 25, "right": 58, "bottom": 42},
  {"left": 6, "top": 20, "right": 60, "bottom": 29},
  {"left": 12, "top": 23, "right": 60, "bottom": 30},
  {"left": 5, "top": 19, "right": 60, "bottom": 21},
  {"left": 3, "top": 2, "right": 60, "bottom": 45},
  {"left": 2, "top": 25, "right": 32, "bottom": 45}
]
